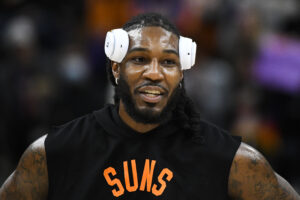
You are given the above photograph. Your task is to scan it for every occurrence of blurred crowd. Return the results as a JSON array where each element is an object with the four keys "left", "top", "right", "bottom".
[{"left": 0, "top": 0, "right": 299, "bottom": 191}]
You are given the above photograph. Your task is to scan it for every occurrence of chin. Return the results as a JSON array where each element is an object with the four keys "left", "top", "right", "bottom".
[
  {"left": 126, "top": 103, "right": 165, "bottom": 124},
  {"left": 137, "top": 104, "right": 162, "bottom": 115},
  {"left": 137, "top": 102, "right": 164, "bottom": 114},
  {"left": 116, "top": 77, "right": 177, "bottom": 124}
]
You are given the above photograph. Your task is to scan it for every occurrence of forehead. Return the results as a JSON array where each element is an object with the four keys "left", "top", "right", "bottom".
[{"left": 127, "top": 26, "right": 179, "bottom": 51}]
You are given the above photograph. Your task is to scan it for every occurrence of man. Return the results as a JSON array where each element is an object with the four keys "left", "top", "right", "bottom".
[{"left": 0, "top": 13, "right": 299, "bottom": 200}]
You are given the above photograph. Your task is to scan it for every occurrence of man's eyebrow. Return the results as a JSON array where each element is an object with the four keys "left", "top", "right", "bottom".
[
  {"left": 127, "top": 47, "right": 149, "bottom": 54},
  {"left": 163, "top": 49, "right": 179, "bottom": 56},
  {"left": 127, "top": 47, "right": 179, "bottom": 56}
]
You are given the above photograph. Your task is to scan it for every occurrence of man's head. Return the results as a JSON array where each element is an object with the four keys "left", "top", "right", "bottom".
[{"left": 106, "top": 13, "right": 187, "bottom": 124}]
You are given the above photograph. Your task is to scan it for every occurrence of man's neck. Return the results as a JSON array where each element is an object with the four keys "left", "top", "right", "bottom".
[{"left": 118, "top": 101, "right": 160, "bottom": 133}]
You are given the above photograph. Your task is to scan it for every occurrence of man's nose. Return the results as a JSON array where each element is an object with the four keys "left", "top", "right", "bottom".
[{"left": 143, "top": 59, "right": 163, "bottom": 81}]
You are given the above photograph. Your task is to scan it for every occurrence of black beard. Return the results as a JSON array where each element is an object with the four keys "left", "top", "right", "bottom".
[{"left": 115, "top": 75, "right": 182, "bottom": 124}]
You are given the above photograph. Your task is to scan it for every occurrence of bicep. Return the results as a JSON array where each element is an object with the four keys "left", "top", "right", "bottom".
[
  {"left": 0, "top": 135, "right": 48, "bottom": 200},
  {"left": 275, "top": 173, "right": 300, "bottom": 199},
  {"left": 228, "top": 143, "right": 300, "bottom": 200}
]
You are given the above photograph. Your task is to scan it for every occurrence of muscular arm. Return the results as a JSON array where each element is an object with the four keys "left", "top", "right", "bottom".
[
  {"left": 228, "top": 142, "right": 300, "bottom": 200},
  {"left": 0, "top": 135, "right": 48, "bottom": 200}
]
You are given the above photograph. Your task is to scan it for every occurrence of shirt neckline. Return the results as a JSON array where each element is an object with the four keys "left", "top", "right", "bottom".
[{"left": 94, "top": 104, "right": 178, "bottom": 138}]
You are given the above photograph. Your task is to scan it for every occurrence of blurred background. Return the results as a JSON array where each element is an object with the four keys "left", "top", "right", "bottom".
[{"left": 0, "top": 0, "right": 300, "bottom": 192}]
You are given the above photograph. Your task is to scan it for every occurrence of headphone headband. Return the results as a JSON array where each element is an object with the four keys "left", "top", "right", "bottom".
[{"left": 104, "top": 28, "right": 196, "bottom": 70}]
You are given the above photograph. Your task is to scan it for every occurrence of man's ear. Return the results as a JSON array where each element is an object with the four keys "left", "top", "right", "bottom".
[
  {"left": 180, "top": 70, "right": 184, "bottom": 81},
  {"left": 112, "top": 62, "right": 120, "bottom": 79}
]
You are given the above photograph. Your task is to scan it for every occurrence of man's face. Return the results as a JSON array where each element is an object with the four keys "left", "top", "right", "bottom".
[{"left": 115, "top": 26, "right": 183, "bottom": 123}]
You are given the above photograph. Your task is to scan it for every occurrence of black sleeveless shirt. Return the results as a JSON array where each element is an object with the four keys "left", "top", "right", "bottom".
[{"left": 45, "top": 104, "right": 241, "bottom": 200}]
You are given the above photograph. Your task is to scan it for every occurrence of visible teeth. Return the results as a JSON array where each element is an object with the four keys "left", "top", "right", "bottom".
[
  {"left": 144, "top": 90, "right": 161, "bottom": 95},
  {"left": 145, "top": 94, "right": 157, "bottom": 97}
]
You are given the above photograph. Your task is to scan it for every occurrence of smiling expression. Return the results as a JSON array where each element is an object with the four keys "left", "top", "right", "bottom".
[{"left": 113, "top": 26, "right": 183, "bottom": 122}]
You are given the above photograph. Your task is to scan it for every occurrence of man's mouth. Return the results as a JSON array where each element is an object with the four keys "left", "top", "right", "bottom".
[
  {"left": 137, "top": 86, "right": 166, "bottom": 104},
  {"left": 143, "top": 90, "right": 161, "bottom": 96}
]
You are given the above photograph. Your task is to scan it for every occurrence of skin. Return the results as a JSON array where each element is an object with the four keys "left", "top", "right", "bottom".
[
  {"left": 0, "top": 136, "right": 48, "bottom": 200},
  {"left": 0, "top": 26, "right": 299, "bottom": 199},
  {"left": 229, "top": 143, "right": 300, "bottom": 200},
  {"left": 112, "top": 27, "right": 183, "bottom": 133}
]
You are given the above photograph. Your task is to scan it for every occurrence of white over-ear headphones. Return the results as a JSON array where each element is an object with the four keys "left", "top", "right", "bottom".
[{"left": 104, "top": 28, "right": 196, "bottom": 70}]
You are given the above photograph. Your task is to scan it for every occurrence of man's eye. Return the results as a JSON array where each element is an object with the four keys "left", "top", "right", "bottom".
[
  {"left": 162, "top": 59, "right": 176, "bottom": 66},
  {"left": 131, "top": 57, "right": 146, "bottom": 63}
]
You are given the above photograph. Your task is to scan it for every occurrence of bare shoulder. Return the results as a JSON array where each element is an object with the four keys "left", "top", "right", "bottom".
[
  {"left": 228, "top": 142, "right": 300, "bottom": 200},
  {"left": 0, "top": 135, "right": 48, "bottom": 200}
]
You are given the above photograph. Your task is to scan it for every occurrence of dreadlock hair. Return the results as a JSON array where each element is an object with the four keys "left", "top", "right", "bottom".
[{"left": 106, "top": 12, "right": 204, "bottom": 142}]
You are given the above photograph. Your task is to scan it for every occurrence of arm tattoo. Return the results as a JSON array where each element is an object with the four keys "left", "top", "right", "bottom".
[
  {"left": 0, "top": 136, "right": 48, "bottom": 200},
  {"left": 229, "top": 143, "right": 300, "bottom": 200},
  {"left": 276, "top": 173, "right": 300, "bottom": 200}
]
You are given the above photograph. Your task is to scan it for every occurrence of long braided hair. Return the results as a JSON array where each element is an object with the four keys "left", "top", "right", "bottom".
[{"left": 106, "top": 13, "right": 203, "bottom": 140}]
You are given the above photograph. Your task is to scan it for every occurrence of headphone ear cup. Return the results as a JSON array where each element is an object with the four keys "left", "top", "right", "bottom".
[
  {"left": 179, "top": 36, "right": 197, "bottom": 70},
  {"left": 104, "top": 29, "right": 129, "bottom": 63}
]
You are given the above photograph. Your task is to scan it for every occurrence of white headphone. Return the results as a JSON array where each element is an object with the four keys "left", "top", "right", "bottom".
[{"left": 104, "top": 28, "right": 196, "bottom": 70}]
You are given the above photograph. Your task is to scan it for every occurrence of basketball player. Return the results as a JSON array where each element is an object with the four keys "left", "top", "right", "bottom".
[{"left": 0, "top": 13, "right": 299, "bottom": 200}]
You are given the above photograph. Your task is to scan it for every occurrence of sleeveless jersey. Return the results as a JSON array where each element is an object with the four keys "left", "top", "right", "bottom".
[{"left": 45, "top": 104, "right": 241, "bottom": 199}]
